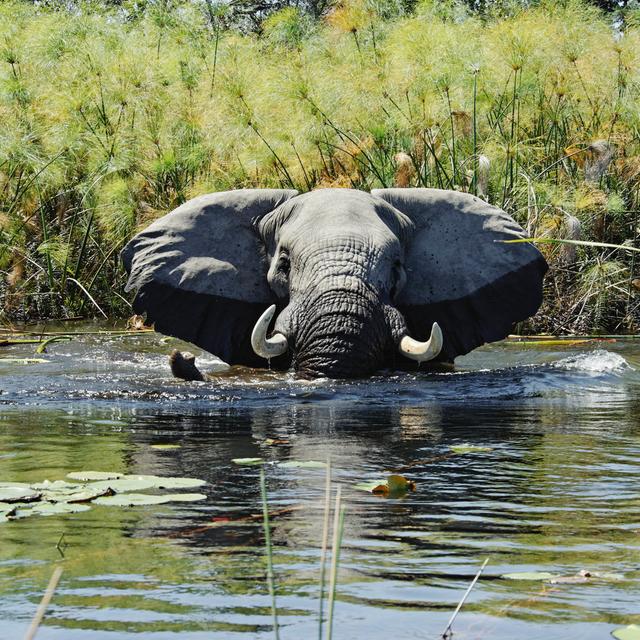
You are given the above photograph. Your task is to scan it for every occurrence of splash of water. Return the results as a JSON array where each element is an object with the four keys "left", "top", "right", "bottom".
[{"left": 554, "top": 350, "right": 631, "bottom": 374}]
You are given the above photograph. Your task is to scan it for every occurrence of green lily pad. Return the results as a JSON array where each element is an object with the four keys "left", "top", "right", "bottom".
[
  {"left": 354, "top": 480, "right": 387, "bottom": 493},
  {"left": 232, "top": 458, "right": 264, "bottom": 465},
  {"left": 87, "top": 477, "right": 156, "bottom": 493},
  {"left": 67, "top": 471, "right": 124, "bottom": 481},
  {"left": 354, "top": 474, "right": 416, "bottom": 498},
  {"left": 450, "top": 444, "right": 493, "bottom": 454},
  {"left": 501, "top": 571, "right": 557, "bottom": 581},
  {"left": 122, "top": 475, "right": 206, "bottom": 489},
  {"left": 278, "top": 460, "right": 327, "bottom": 469},
  {"left": 593, "top": 572, "right": 624, "bottom": 581},
  {"left": 94, "top": 492, "right": 206, "bottom": 506},
  {"left": 29, "top": 502, "right": 92, "bottom": 516},
  {"left": 31, "top": 480, "right": 81, "bottom": 491},
  {"left": 0, "top": 487, "right": 42, "bottom": 503},
  {"left": 612, "top": 624, "right": 640, "bottom": 640},
  {"left": 0, "top": 503, "right": 16, "bottom": 517},
  {"left": 160, "top": 492, "right": 207, "bottom": 502},
  {"left": 549, "top": 574, "right": 590, "bottom": 584},
  {"left": 41, "top": 487, "right": 113, "bottom": 503}
]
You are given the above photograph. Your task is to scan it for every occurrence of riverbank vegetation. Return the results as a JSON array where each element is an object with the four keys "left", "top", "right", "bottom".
[{"left": 1, "top": 0, "right": 639, "bottom": 333}]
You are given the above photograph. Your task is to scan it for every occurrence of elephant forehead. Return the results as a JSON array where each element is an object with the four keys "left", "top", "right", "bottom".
[{"left": 291, "top": 189, "right": 409, "bottom": 232}]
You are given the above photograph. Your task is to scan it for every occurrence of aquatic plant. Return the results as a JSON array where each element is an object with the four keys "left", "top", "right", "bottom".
[{"left": 0, "top": 0, "right": 639, "bottom": 333}]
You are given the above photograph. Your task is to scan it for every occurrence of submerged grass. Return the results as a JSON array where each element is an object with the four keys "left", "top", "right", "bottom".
[{"left": 0, "top": 0, "right": 639, "bottom": 333}]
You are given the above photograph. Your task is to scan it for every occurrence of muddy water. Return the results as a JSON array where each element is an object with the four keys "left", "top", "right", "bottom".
[{"left": 0, "top": 326, "right": 639, "bottom": 639}]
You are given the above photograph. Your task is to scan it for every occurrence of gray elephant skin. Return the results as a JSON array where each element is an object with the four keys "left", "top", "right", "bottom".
[{"left": 121, "top": 188, "right": 547, "bottom": 379}]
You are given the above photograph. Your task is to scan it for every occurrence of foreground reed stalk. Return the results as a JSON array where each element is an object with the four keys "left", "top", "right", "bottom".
[
  {"left": 441, "top": 558, "right": 489, "bottom": 639},
  {"left": 24, "top": 565, "right": 63, "bottom": 640},
  {"left": 326, "top": 486, "right": 345, "bottom": 640},
  {"left": 259, "top": 469, "right": 280, "bottom": 640},
  {"left": 318, "top": 460, "right": 332, "bottom": 640}
]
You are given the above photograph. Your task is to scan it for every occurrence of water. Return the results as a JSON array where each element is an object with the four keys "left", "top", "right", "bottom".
[{"left": 1, "top": 326, "right": 639, "bottom": 639}]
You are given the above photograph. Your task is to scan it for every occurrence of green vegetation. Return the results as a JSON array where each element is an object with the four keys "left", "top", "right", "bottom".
[{"left": 1, "top": 0, "right": 639, "bottom": 333}]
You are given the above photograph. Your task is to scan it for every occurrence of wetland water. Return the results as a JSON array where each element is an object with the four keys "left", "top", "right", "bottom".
[{"left": 1, "top": 327, "right": 639, "bottom": 639}]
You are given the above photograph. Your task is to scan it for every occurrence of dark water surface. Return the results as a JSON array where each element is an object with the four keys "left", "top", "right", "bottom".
[{"left": 1, "top": 327, "right": 639, "bottom": 639}]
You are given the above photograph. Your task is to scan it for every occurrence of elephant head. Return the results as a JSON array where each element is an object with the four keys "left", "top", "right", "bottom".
[{"left": 121, "top": 188, "right": 547, "bottom": 379}]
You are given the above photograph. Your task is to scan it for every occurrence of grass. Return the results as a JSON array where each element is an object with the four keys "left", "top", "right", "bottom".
[
  {"left": 0, "top": 0, "right": 639, "bottom": 333},
  {"left": 260, "top": 462, "right": 345, "bottom": 639}
]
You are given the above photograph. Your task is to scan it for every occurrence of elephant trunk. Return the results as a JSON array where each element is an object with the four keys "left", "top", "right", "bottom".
[{"left": 291, "top": 288, "right": 391, "bottom": 379}]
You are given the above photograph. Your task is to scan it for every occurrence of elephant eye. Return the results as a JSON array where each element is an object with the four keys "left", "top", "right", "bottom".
[
  {"left": 276, "top": 252, "right": 290, "bottom": 276},
  {"left": 390, "top": 260, "right": 406, "bottom": 300}
]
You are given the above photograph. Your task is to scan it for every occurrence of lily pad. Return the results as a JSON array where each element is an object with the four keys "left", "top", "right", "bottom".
[
  {"left": 549, "top": 574, "right": 590, "bottom": 584},
  {"left": 355, "top": 474, "right": 416, "bottom": 498},
  {"left": 354, "top": 480, "right": 387, "bottom": 493},
  {"left": 232, "top": 458, "right": 264, "bottom": 465},
  {"left": 501, "top": 571, "right": 557, "bottom": 581},
  {"left": 94, "top": 492, "right": 206, "bottom": 506},
  {"left": 612, "top": 625, "right": 640, "bottom": 640},
  {"left": 161, "top": 492, "right": 207, "bottom": 502},
  {"left": 31, "top": 480, "right": 81, "bottom": 491},
  {"left": 450, "top": 444, "right": 493, "bottom": 454},
  {"left": 67, "top": 471, "right": 124, "bottom": 481},
  {"left": 29, "top": 502, "right": 92, "bottom": 516},
  {"left": 122, "top": 475, "right": 206, "bottom": 489},
  {"left": 41, "top": 487, "right": 114, "bottom": 503},
  {"left": 87, "top": 477, "right": 156, "bottom": 493},
  {"left": 278, "top": 460, "right": 327, "bottom": 469},
  {"left": 0, "top": 486, "right": 42, "bottom": 503},
  {"left": 0, "top": 503, "right": 16, "bottom": 517}
]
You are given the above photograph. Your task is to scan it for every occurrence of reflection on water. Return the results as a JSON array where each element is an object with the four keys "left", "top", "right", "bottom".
[{"left": 0, "top": 329, "right": 639, "bottom": 639}]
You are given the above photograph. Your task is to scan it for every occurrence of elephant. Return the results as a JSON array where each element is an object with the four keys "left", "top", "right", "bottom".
[{"left": 121, "top": 188, "right": 547, "bottom": 379}]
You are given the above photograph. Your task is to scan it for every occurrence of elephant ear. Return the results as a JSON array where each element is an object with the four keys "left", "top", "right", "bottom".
[
  {"left": 372, "top": 188, "right": 547, "bottom": 361},
  {"left": 121, "top": 189, "right": 298, "bottom": 365}
]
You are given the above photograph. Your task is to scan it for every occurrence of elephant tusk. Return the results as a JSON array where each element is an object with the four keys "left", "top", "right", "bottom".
[
  {"left": 398, "top": 322, "right": 443, "bottom": 363},
  {"left": 251, "top": 305, "right": 289, "bottom": 359}
]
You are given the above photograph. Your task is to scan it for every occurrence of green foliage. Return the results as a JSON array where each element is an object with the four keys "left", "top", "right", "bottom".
[{"left": 1, "top": 0, "right": 640, "bottom": 332}]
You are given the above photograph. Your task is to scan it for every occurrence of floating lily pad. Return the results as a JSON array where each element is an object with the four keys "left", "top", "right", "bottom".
[
  {"left": 41, "top": 487, "right": 113, "bottom": 503},
  {"left": 31, "top": 480, "right": 81, "bottom": 491},
  {"left": 67, "top": 471, "right": 124, "bottom": 481},
  {"left": 0, "top": 486, "right": 42, "bottom": 503},
  {"left": 150, "top": 444, "right": 181, "bottom": 450},
  {"left": 450, "top": 444, "right": 493, "bottom": 454},
  {"left": 232, "top": 458, "right": 264, "bottom": 465},
  {"left": 94, "top": 492, "right": 206, "bottom": 507},
  {"left": 29, "top": 502, "right": 92, "bottom": 516},
  {"left": 612, "top": 624, "right": 640, "bottom": 640},
  {"left": 278, "top": 460, "right": 327, "bottom": 469},
  {"left": 162, "top": 493, "right": 207, "bottom": 502},
  {"left": 87, "top": 477, "right": 156, "bottom": 493},
  {"left": 592, "top": 572, "right": 624, "bottom": 581},
  {"left": 550, "top": 570, "right": 624, "bottom": 584},
  {"left": 122, "top": 475, "right": 206, "bottom": 489},
  {"left": 354, "top": 480, "right": 387, "bottom": 493},
  {"left": 549, "top": 574, "right": 590, "bottom": 584},
  {"left": 355, "top": 474, "right": 416, "bottom": 498},
  {"left": 501, "top": 571, "right": 557, "bottom": 581},
  {"left": 0, "top": 503, "right": 16, "bottom": 517}
]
